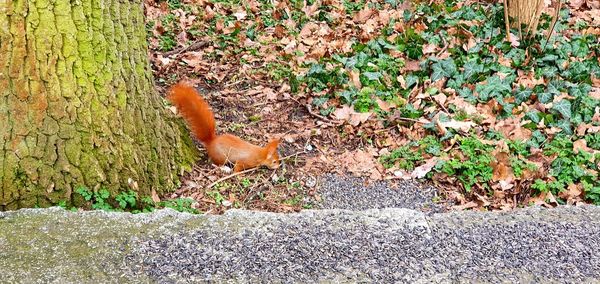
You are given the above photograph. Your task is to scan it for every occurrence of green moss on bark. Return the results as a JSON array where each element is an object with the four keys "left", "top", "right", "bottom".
[{"left": 0, "top": 0, "right": 199, "bottom": 209}]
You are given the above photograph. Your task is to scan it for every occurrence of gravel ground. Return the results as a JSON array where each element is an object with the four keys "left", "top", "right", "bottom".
[
  {"left": 1, "top": 206, "right": 599, "bottom": 283},
  {"left": 316, "top": 174, "right": 447, "bottom": 213}
]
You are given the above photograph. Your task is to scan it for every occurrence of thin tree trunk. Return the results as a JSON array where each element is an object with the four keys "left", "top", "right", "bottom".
[
  {"left": 506, "top": 0, "right": 545, "bottom": 36},
  {"left": 0, "top": 0, "right": 198, "bottom": 209}
]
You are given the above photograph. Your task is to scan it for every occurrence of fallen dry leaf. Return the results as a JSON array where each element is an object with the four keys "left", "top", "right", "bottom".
[
  {"left": 338, "top": 149, "right": 383, "bottom": 180},
  {"left": 494, "top": 117, "right": 532, "bottom": 140},
  {"left": 411, "top": 157, "right": 439, "bottom": 178},
  {"left": 376, "top": 98, "right": 393, "bottom": 112},
  {"left": 333, "top": 105, "right": 372, "bottom": 126},
  {"left": 508, "top": 33, "right": 520, "bottom": 47},
  {"left": 349, "top": 69, "right": 362, "bottom": 89},
  {"left": 590, "top": 87, "right": 600, "bottom": 100},
  {"left": 403, "top": 60, "right": 421, "bottom": 72},
  {"left": 573, "top": 139, "right": 599, "bottom": 155},
  {"left": 450, "top": 96, "right": 478, "bottom": 115},
  {"left": 452, "top": 201, "right": 478, "bottom": 210},
  {"left": 569, "top": 0, "right": 586, "bottom": 9},
  {"left": 558, "top": 183, "right": 583, "bottom": 204},
  {"left": 354, "top": 7, "right": 375, "bottom": 23},
  {"left": 233, "top": 10, "right": 247, "bottom": 20},
  {"left": 491, "top": 152, "right": 515, "bottom": 182},
  {"left": 422, "top": 43, "right": 438, "bottom": 54},
  {"left": 437, "top": 119, "right": 477, "bottom": 133}
]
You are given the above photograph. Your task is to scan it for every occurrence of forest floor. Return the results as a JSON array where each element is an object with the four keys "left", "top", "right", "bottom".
[{"left": 144, "top": 0, "right": 600, "bottom": 213}]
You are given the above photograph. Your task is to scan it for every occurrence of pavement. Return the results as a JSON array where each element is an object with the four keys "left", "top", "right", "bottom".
[
  {"left": 1, "top": 176, "right": 599, "bottom": 283},
  {"left": 316, "top": 174, "right": 446, "bottom": 213}
]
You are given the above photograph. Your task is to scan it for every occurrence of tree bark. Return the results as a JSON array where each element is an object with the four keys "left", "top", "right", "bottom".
[
  {"left": 0, "top": 0, "right": 198, "bottom": 209},
  {"left": 506, "top": 0, "right": 545, "bottom": 35}
]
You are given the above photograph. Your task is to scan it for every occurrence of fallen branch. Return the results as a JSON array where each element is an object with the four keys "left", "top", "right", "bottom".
[
  {"left": 397, "top": 117, "right": 427, "bottom": 124},
  {"left": 305, "top": 104, "right": 343, "bottom": 126},
  {"left": 206, "top": 151, "right": 305, "bottom": 189},
  {"left": 280, "top": 151, "right": 307, "bottom": 161},
  {"left": 207, "top": 168, "right": 258, "bottom": 188},
  {"left": 435, "top": 36, "right": 449, "bottom": 58},
  {"left": 163, "top": 40, "right": 210, "bottom": 57}
]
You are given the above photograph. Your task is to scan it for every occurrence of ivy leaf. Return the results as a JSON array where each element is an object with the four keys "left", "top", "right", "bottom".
[
  {"left": 554, "top": 119, "right": 572, "bottom": 135},
  {"left": 312, "top": 96, "right": 329, "bottom": 106},
  {"left": 406, "top": 74, "right": 419, "bottom": 88},
  {"left": 463, "top": 59, "right": 483, "bottom": 81},
  {"left": 526, "top": 110, "right": 541, "bottom": 123},
  {"left": 363, "top": 71, "right": 382, "bottom": 80},
  {"left": 515, "top": 88, "right": 533, "bottom": 103},
  {"left": 458, "top": 87, "right": 475, "bottom": 102},
  {"left": 568, "top": 83, "right": 591, "bottom": 98},
  {"left": 538, "top": 92, "right": 553, "bottom": 103},
  {"left": 307, "top": 63, "right": 325, "bottom": 75},
  {"left": 431, "top": 58, "right": 457, "bottom": 82},
  {"left": 552, "top": 99, "right": 572, "bottom": 119},
  {"left": 547, "top": 80, "right": 563, "bottom": 94},
  {"left": 570, "top": 38, "right": 589, "bottom": 58},
  {"left": 475, "top": 75, "right": 512, "bottom": 101},
  {"left": 339, "top": 90, "right": 353, "bottom": 104}
]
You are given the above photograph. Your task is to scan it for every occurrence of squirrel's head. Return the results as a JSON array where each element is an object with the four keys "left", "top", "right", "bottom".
[{"left": 262, "top": 138, "right": 281, "bottom": 169}]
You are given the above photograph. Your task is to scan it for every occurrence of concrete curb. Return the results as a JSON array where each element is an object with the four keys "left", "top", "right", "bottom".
[{"left": 1, "top": 206, "right": 599, "bottom": 283}]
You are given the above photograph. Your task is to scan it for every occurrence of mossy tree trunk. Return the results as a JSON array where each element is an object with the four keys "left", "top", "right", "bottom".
[{"left": 0, "top": 0, "right": 198, "bottom": 209}]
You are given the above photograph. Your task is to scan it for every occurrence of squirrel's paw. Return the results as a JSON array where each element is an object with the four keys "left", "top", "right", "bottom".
[{"left": 218, "top": 165, "right": 233, "bottom": 174}]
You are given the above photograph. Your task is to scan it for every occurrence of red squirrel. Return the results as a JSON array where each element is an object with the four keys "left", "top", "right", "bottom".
[{"left": 168, "top": 82, "right": 280, "bottom": 172}]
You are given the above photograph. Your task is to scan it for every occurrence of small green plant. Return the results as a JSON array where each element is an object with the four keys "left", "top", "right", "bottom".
[
  {"left": 343, "top": 0, "right": 366, "bottom": 14},
  {"left": 241, "top": 178, "right": 252, "bottom": 188},
  {"left": 76, "top": 187, "right": 113, "bottom": 211},
  {"left": 439, "top": 137, "right": 494, "bottom": 192},
  {"left": 380, "top": 144, "right": 424, "bottom": 170},
  {"left": 206, "top": 190, "right": 225, "bottom": 205},
  {"left": 158, "top": 198, "right": 199, "bottom": 214},
  {"left": 74, "top": 186, "right": 200, "bottom": 214},
  {"left": 284, "top": 195, "right": 303, "bottom": 206},
  {"left": 539, "top": 135, "right": 600, "bottom": 201},
  {"left": 165, "top": 0, "right": 182, "bottom": 9},
  {"left": 159, "top": 33, "right": 177, "bottom": 51},
  {"left": 419, "top": 135, "right": 443, "bottom": 156},
  {"left": 249, "top": 115, "right": 261, "bottom": 122},
  {"left": 115, "top": 190, "right": 138, "bottom": 210}
]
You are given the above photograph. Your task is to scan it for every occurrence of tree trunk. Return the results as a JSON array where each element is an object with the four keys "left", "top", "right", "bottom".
[
  {"left": 505, "top": 0, "right": 545, "bottom": 35},
  {"left": 0, "top": 0, "right": 198, "bottom": 209}
]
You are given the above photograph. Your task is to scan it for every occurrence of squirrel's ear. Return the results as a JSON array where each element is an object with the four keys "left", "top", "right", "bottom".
[{"left": 267, "top": 138, "right": 280, "bottom": 150}]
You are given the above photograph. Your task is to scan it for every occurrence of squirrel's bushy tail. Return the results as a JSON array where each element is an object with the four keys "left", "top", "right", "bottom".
[{"left": 168, "top": 82, "right": 216, "bottom": 145}]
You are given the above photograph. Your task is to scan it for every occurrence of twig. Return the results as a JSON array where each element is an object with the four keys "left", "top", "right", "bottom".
[
  {"left": 223, "top": 79, "right": 247, "bottom": 88},
  {"left": 396, "top": 117, "right": 427, "bottom": 124},
  {"left": 542, "top": 0, "right": 562, "bottom": 50},
  {"left": 516, "top": 0, "right": 523, "bottom": 40},
  {"left": 280, "top": 151, "right": 307, "bottom": 161},
  {"left": 305, "top": 104, "right": 330, "bottom": 121},
  {"left": 305, "top": 104, "right": 342, "bottom": 126},
  {"left": 503, "top": 0, "right": 511, "bottom": 41},
  {"left": 435, "top": 36, "right": 449, "bottom": 58},
  {"left": 206, "top": 151, "right": 305, "bottom": 189},
  {"left": 429, "top": 95, "right": 450, "bottom": 114},
  {"left": 407, "top": 83, "right": 420, "bottom": 102},
  {"left": 163, "top": 40, "right": 210, "bottom": 57},
  {"left": 207, "top": 168, "right": 258, "bottom": 188}
]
